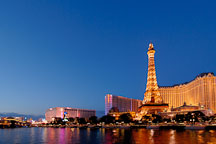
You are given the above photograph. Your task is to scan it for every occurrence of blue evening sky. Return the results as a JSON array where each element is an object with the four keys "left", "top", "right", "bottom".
[{"left": 0, "top": 0, "right": 215, "bottom": 115}]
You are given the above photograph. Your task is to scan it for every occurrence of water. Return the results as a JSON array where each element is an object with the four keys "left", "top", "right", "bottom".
[{"left": 0, "top": 127, "right": 216, "bottom": 144}]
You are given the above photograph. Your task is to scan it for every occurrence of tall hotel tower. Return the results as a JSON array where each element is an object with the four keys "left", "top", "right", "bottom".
[
  {"left": 139, "top": 43, "right": 168, "bottom": 115},
  {"left": 105, "top": 94, "right": 142, "bottom": 115},
  {"left": 143, "top": 43, "right": 162, "bottom": 104}
]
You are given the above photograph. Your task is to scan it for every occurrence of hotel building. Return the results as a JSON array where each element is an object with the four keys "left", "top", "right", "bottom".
[
  {"left": 141, "top": 43, "right": 216, "bottom": 114},
  {"left": 105, "top": 94, "right": 142, "bottom": 115},
  {"left": 138, "top": 43, "right": 169, "bottom": 116},
  {"left": 45, "top": 107, "right": 96, "bottom": 122},
  {"left": 105, "top": 43, "right": 216, "bottom": 115},
  {"left": 159, "top": 72, "right": 216, "bottom": 113}
]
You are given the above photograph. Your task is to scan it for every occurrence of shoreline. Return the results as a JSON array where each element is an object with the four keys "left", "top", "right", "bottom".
[{"left": 2, "top": 124, "right": 216, "bottom": 130}]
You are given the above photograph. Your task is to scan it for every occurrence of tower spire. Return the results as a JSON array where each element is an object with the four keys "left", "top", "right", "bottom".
[
  {"left": 148, "top": 42, "right": 154, "bottom": 50},
  {"left": 143, "top": 43, "right": 162, "bottom": 104}
]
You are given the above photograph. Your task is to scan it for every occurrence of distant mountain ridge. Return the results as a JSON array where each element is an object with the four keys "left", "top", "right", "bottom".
[{"left": 0, "top": 112, "right": 44, "bottom": 120}]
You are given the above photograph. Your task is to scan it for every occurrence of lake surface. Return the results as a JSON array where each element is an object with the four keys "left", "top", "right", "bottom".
[{"left": 0, "top": 127, "right": 216, "bottom": 144}]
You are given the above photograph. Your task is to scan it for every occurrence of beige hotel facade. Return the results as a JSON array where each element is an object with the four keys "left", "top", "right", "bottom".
[
  {"left": 105, "top": 43, "right": 216, "bottom": 114},
  {"left": 159, "top": 72, "right": 216, "bottom": 113}
]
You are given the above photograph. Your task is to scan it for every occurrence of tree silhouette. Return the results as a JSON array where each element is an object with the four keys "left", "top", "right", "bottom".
[
  {"left": 119, "top": 113, "right": 132, "bottom": 123},
  {"left": 152, "top": 114, "right": 162, "bottom": 123},
  {"left": 79, "top": 118, "right": 87, "bottom": 124},
  {"left": 99, "top": 115, "right": 115, "bottom": 124},
  {"left": 89, "top": 116, "right": 98, "bottom": 124}
]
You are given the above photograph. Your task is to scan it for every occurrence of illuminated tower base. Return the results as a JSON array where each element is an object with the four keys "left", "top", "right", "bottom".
[{"left": 138, "top": 43, "right": 168, "bottom": 117}]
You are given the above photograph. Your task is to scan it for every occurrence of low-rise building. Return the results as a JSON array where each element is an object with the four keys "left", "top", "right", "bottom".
[{"left": 45, "top": 107, "right": 96, "bottom": 122}]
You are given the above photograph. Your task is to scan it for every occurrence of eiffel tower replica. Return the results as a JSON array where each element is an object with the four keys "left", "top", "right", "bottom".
[{"left": 138, "top": 43, "right": 168, "bottom": 115}]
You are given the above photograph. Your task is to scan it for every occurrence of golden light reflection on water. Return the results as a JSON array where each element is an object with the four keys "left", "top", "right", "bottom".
[
  {"left": 35, "top": 128, "right": 216, "bottom": 144},
  {"left": 48, "top": 128, "right": 56, "bottom": 144},
  {"left": 131, "top": 128, "right": 153, "bottom": 143},
  {"left": 120, "top": 129, "right": 125, "bottom": 137},
  {"left": 102, "top": 128, "right": 105, "bottom": 136},
  {"left": 197, "top": 130, "right": 204, "bottom": 143},
  {"left": 86, "top": 128, "right": 90, "bottom": 142},
  {"left": 150, "top": 129, "right": 154, "bottom": 143},
  {"left": 169, "top": 130, "right": 175, "bottom": 144}
]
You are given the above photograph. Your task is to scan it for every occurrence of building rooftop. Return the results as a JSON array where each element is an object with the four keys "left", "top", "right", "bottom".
[
  {"left": 159, "top": 72, "right": 215, "bottom": 88},
  {"left": 47, "top": 107, "right": 96, "bottom": 112},
  {"left": 106, "top": 94, "right": 142, "bottom": 101}
]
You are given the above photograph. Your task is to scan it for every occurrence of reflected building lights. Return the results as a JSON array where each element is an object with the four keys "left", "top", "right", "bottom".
[
  {"left": 150, "top": 129, "right": 154, "bottom": 144},
  {"left": 2, "top": 128, "right": 216, "bottom": 143},
  {"left": 169, "top": 130, "right": 175, "bottom": 144},
  {"left": 59, "top": 128, "right": 66, "bottom": 144}
]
